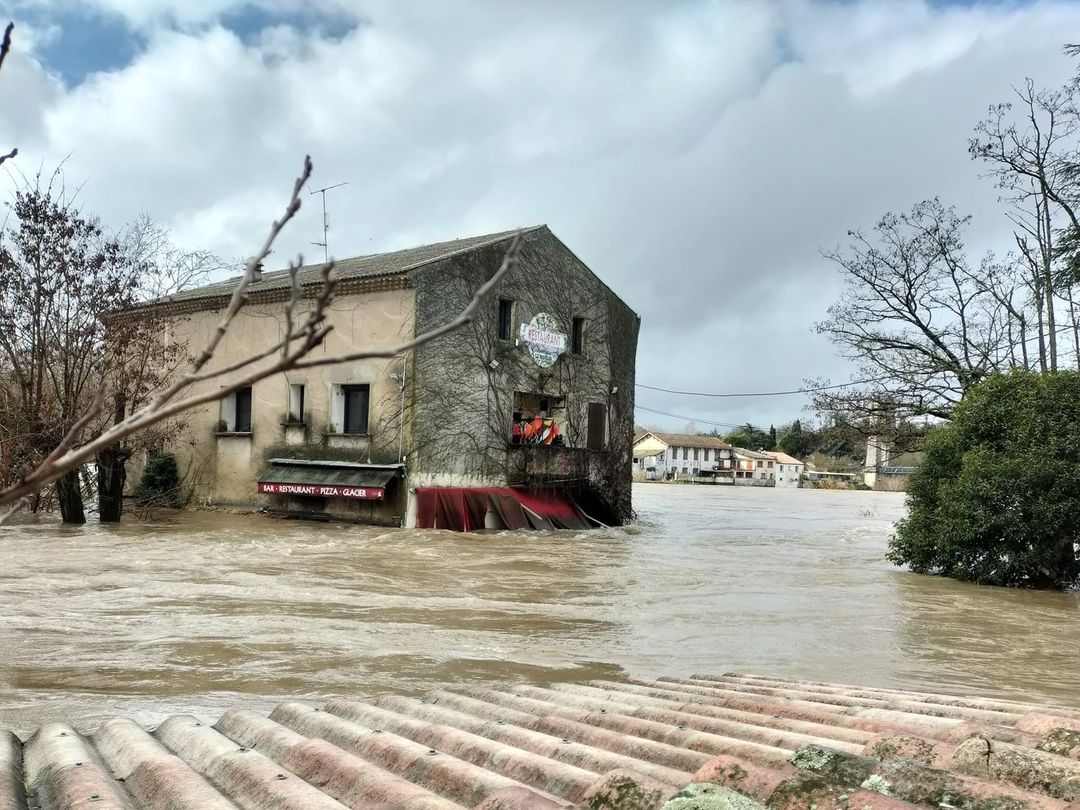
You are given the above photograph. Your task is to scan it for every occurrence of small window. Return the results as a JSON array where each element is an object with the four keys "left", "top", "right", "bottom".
[
  {"left": 498, "top": 299, "right": 514, "bottom": 340},
  {"left": 343, "top": 384, "right": 370, "bottom": 434},
  {"left": 703, "top": 449, "right": 710, "bottom": 462},
  {"left": 768, "top": 460, "right": 774, "bottom": 468},
  {"left": 571, "top": 317, "right": 585, "bottom": 354},
  {"left": 288, "top": 383, "right": 305, "bottom": 423},
  {"left": 682, "top": 447, "right": 688, "bottom": 460},
  {"left": 692, "top": 448, "right": 699, "bottom": 461},
  {"left": 234, "top": 386, "right": 252, "bottom": 432}
]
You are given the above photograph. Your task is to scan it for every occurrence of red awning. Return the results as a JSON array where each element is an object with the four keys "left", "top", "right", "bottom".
[{"left": 415, "top": 487, "right": 592, "bottom": 532}]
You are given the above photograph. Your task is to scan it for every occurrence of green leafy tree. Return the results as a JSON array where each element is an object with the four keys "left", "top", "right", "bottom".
[
  {"left": 778, "top": 419, "right": 816, "bottom": 458},
  {"left": 889, "top": 370, "right": 1080, "bottom": 590},
  {"left": 135, "top": 452, "right": 184, "bottom": 509},
  {"left": 725, "top": 422, "right": 772, "bottom": 450}
]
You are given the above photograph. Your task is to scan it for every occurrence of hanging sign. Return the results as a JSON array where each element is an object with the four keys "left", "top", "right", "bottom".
[{"left": 519, "top": 313, "right": 567, "bottom": 368}]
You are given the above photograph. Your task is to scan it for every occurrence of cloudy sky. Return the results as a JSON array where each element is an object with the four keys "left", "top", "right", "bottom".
[{"left": 1, "top": 0, "right": 1078, "bottom": 432}]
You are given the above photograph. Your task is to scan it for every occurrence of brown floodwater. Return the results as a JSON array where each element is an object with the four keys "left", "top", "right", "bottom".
[{"left": 1, "top": 483, "right": 1078, "bottom": 734}]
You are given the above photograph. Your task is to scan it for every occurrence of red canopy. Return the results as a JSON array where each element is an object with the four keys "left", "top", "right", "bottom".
[{"left": 415, "top": 487, "right": 592, "bottom": 531}]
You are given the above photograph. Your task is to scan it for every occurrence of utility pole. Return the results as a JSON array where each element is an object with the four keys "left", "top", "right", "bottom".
[{"left": 310, "top": 181, "right": 348, "bottom": 263}]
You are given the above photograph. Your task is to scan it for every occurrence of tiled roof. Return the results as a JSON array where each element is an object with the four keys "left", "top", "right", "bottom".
[
  {"left": 640, "top": 433, "right": 733, "bottom": 451},
  {"left": 763, "top": 452, "right": 803, "bottom": 466},
  {"left": 161, "top": 226, "right": 543, "bottom": 305},
  {"left": 5, "top": 673, "right": 1079, "bottom": 809}
]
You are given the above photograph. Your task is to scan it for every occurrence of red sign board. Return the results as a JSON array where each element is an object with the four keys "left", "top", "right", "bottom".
[{"left": 258, "top": 482, "right": 385, "bottom": 500}]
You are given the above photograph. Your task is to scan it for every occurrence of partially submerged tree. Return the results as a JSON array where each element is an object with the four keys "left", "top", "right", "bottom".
[
  {"left": 890, "top": 370, "right": 1080, "bottom": 590},
  {"left": 0, "top": 178, "right": 140, "bottom": 523}
]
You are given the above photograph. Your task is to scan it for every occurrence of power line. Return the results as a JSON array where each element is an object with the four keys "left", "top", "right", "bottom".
[
  {"left": 634, "top": 405, "right": 743, "bottom": 430},
  {"left": 635, "top": 377, "right": 891, "bottom": 398}
]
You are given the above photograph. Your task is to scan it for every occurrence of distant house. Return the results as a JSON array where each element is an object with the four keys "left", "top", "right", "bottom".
[
  {"left": 763, "top": 451, "right": 804, "bottom": 488},
  {"left": 632, "top": 432, "right": 734, "bottom": 480},
  {"left": 731, "top": 448, "right": 774, "bottom": 483}
]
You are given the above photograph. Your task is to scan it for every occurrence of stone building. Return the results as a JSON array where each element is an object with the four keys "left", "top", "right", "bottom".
[{"left": 138, "top": 226, "right": 639, "bottom": 529}]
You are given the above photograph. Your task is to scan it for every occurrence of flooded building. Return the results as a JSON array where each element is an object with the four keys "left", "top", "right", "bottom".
[{"left": 140, "top": 226, "right": 639, "bottom": 528}]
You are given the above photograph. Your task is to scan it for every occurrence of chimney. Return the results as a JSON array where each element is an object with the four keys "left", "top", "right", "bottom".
[{"left": 247, "top": 257, "right": 263, "bottom": 283}]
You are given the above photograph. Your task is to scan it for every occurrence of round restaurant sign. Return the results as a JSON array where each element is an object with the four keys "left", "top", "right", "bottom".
[{"left": 519, "top": 313, "right": 567, "bottom": 368}]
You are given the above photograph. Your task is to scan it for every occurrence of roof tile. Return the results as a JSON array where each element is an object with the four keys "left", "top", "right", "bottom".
[{"left": 3, "top": 673, "right": 1079, "bottom": 809}]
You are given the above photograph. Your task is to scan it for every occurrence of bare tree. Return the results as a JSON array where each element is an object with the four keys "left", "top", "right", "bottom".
[
  {"left": 96, "top": 217, "right": 224, "bottom": 521},
  {"left": 0, "top": 174, "right": 143, "bottom": 523},
  {"left": 0, "top": 23, "right": 15, "bottom": 169},
  {"left": 969, "top": 80, "right": 1080, "bottom": 371},
  {"left": 815, "top": 199, "right": 1028, "bottom": 422}
]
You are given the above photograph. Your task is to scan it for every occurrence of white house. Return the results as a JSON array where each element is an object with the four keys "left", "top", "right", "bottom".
[
  {"left": 763, "top": 451, "right": 804, "bottom": 488},
  {"left": 633, "top": 432, "right": 734, "bottom": 480},
  {"left": 731, "top": 448, "right": 774, "bottom": 483}
]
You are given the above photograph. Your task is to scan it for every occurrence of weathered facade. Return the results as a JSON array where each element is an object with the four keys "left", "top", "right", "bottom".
[{"left": 140, "top": 226, "right": 638, "bottom": 528}]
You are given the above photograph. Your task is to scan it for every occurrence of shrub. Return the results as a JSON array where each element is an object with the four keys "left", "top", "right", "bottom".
[
  {"left": 889, "top": 370, "right": 1080, "bottom": 590},
  {"left": 134, "top": 452, "right": 184, "bottom": 509}
]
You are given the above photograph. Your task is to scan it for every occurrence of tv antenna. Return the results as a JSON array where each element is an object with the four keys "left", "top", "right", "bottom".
[{"left": 310, "top": 181, "right": 348, "bottom": 263}]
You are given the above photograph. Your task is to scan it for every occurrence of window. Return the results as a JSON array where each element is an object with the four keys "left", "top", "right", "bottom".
[
  {"left": 223, "top": 388, "right": 250, "bottom": 434},
  {"left": 571, "top": 317, "right": 585, "bottom": 354},
  {"left": 703, "top": 449, "right": 710, "bottom": 462},
  {"left": 757, "top": 460, "right": 764, "bottom": 469},
  {"left": 692, "top": 448, "right": 699, "bottom": 461},
  {"left": 288, "top": 383, "right": 305, "bottom": 423},
  {"left": 586, "top": 402, "right": 607, "bottom": 450},
  {"left": 768, "top": 461, "right": 774, "bottom": 468},
  {"left": 343, "top": 384, "right": 370, "bottom": 434},
  {"left": 498, "top": 299, "right": 514, "bottom": 340}
]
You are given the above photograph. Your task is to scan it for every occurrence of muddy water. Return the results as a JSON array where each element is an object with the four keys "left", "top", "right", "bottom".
[{"left": 0, "top": 483, "right": 1078, "bottom": 733}]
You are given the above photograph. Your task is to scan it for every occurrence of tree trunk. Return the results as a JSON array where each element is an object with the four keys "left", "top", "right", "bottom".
[
  {"left": 96, "top": 445, "right": 128, "bottom": 523},
  {"left": 56, "top": 468, "right": 85, "bottom": 524}
]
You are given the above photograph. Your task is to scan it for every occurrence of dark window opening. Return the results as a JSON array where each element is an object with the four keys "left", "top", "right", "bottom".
[
  {"left": 682, "top": 447, "right": 688, "bottom": 460},
  {"left": 288, "top": 383, "right": 305, "bottom": 423},
  {"left": 571, "top": 317, "right": 585, "bottom": 354},
  {"left": 343, "top": 384, "right": 370, "bottom": 434},
  {"left": 498, "top": 299, "right": 514, "bottom": 340},
  {"left": 234, "top": 387, "right": 252, "bottom": 433},
  {"left": 587, "top": 402, "right": 607, "bottom": 450},
  {"left": 693, "top": 448, "right": 699, "bottom": 461}
]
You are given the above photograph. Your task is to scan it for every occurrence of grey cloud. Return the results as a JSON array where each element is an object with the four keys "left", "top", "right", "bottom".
[{"left": 1, "top": 0, "right": 1078, "bottom": 430}]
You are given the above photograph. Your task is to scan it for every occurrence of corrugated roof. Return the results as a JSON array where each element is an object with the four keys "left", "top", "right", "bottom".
[
  {"left": 639, "top": 433, "right": 733, "bottom": 451},
  {"left": 5, "top": 673, "right": 1080, "bottom": 808},
  {"left": 732, "top": 448, "right": 773, "bottom": 461},
  {"left": 258, "top": 460, "right": 402, "bottom": 488},
  {"left": 162, "top": 227, "right": 542, "bottom": 305}
]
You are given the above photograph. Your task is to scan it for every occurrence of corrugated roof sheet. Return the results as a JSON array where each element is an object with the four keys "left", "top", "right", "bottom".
[
  {"left": 162, "top": 227, "right": 541, "bottom": 305},
  {"left": 4, "top": 673, "right": 1079, "bottom": 809},
  {"left": 258, "top": 460, "right": 402, "bottom": 488}
]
